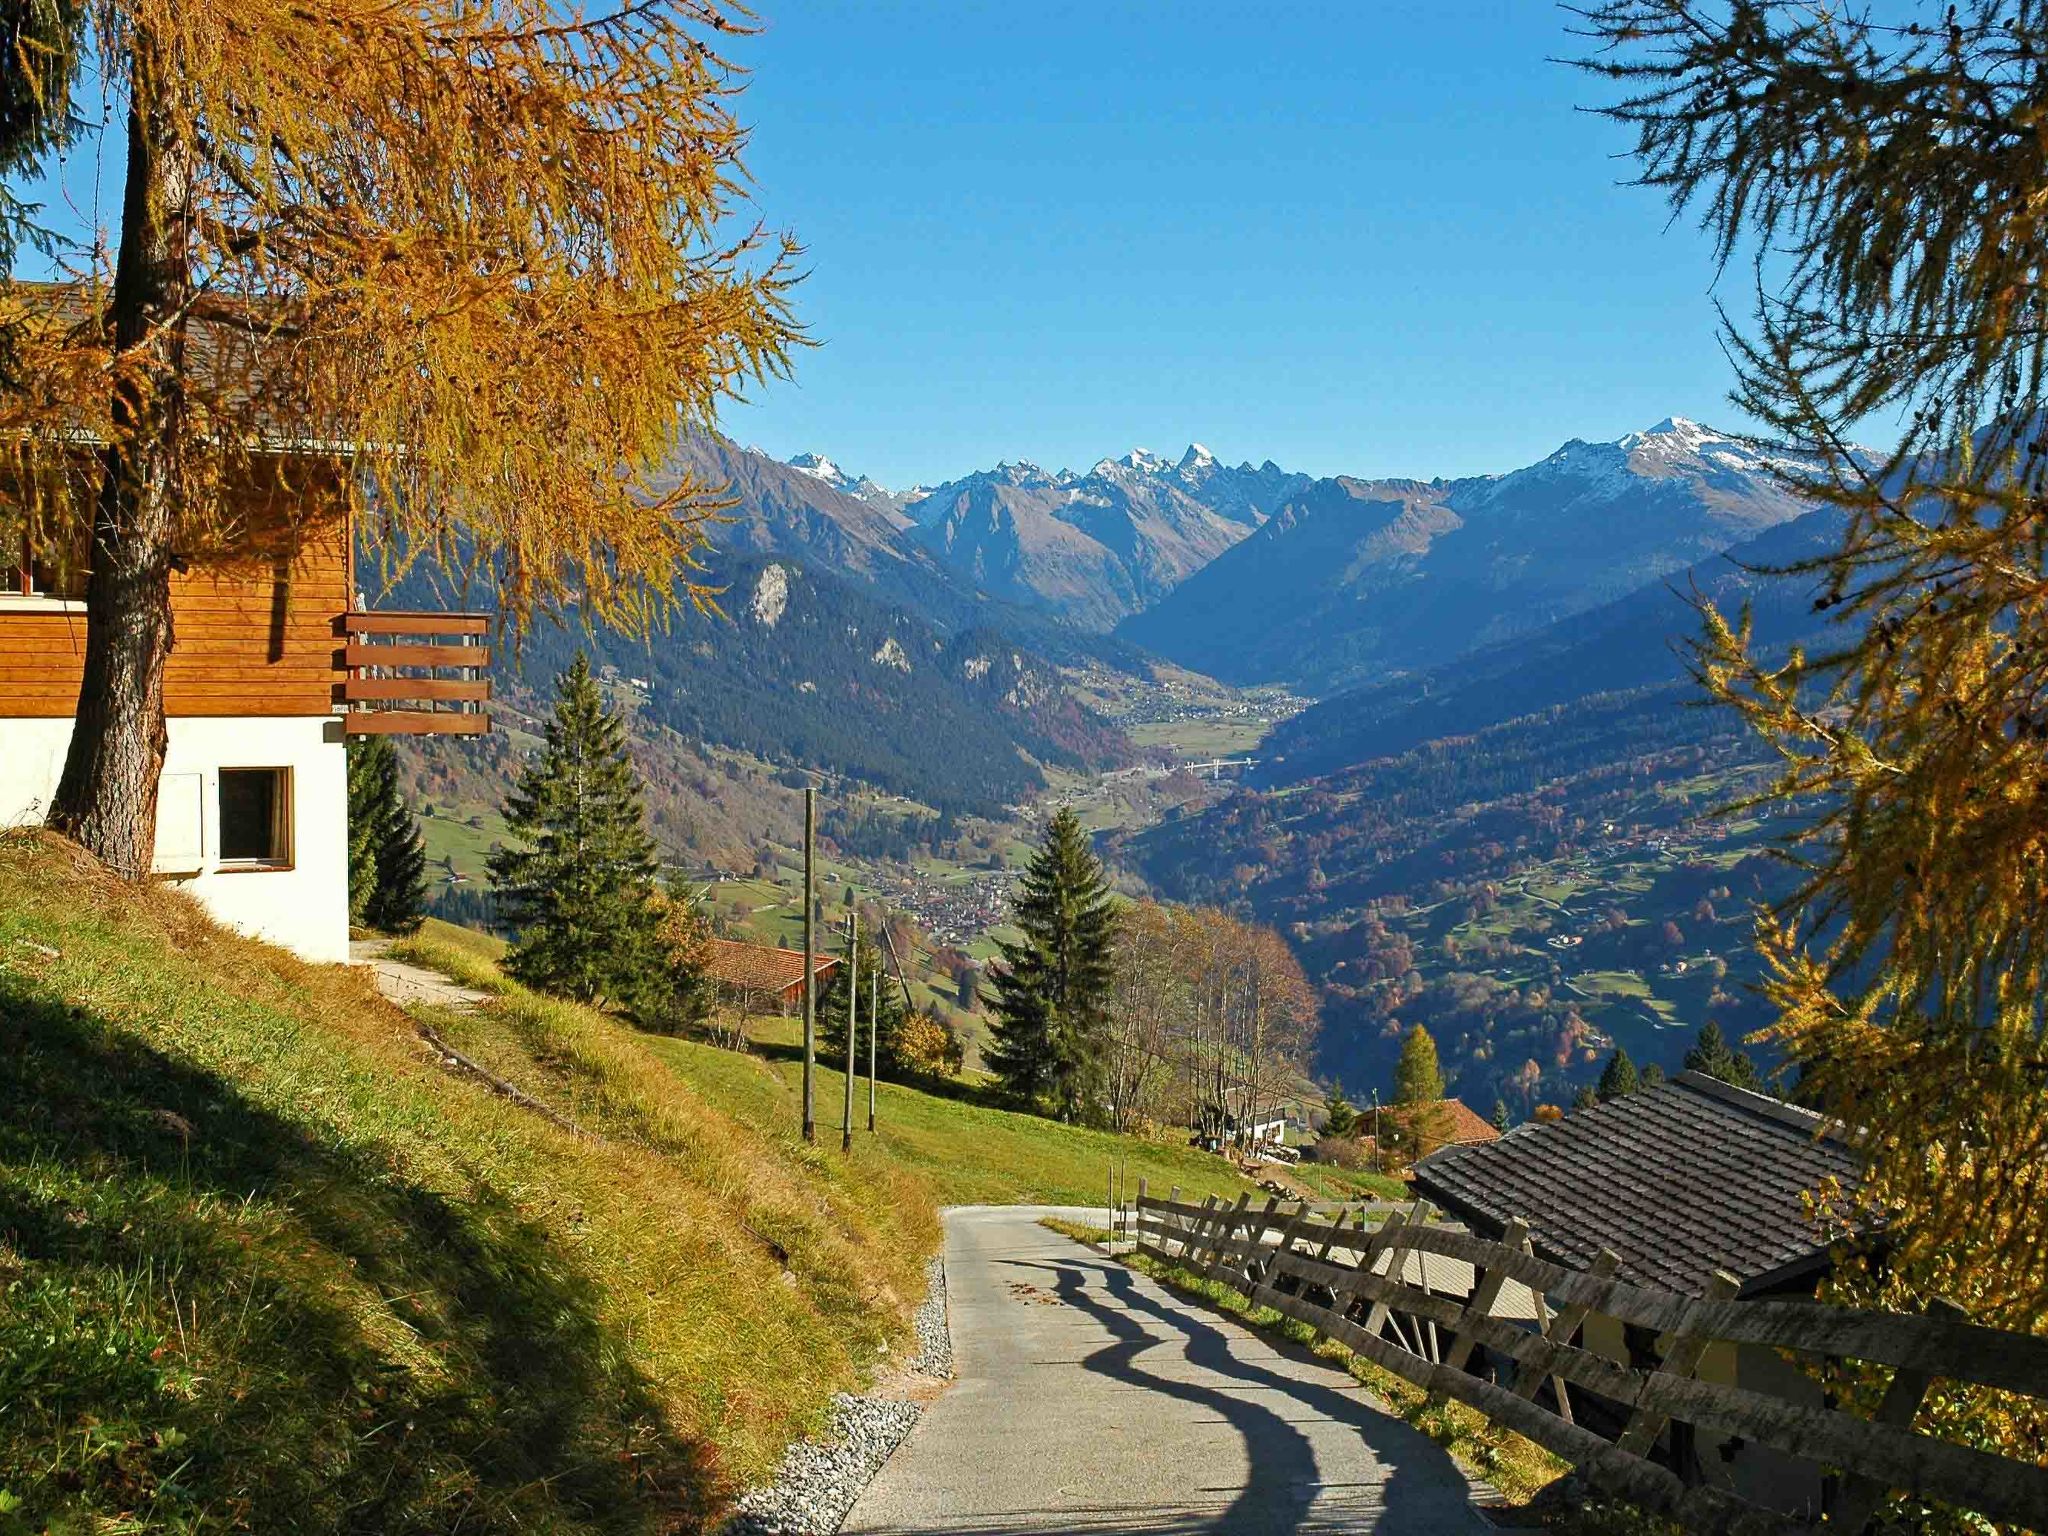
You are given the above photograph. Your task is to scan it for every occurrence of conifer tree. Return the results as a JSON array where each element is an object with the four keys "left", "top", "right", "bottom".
[
  {"left": 1389, "top": 1023, "right": 1451, "bottom": 1160},
  {"left": 1596, "top": 1045, "right": 1641, "bottom": 1102},
  {"left": 345, "top": 735, "right": 428, "bottom": 934},
  {"left": 986, "top": 808, "right": 1116, "bottom": 1120},
  {"left": 1322, "top": 1085, "right": 1359, "bottom": 1139},
  {"left": 1582, "top": 0, "right": 2048, "bottom": 1326},
  {"left": 1491, "top": 1099, "right": 1513, "bottom": 1134},
  {"left": 1682, "top": 1021, "right": 1761, "bottom": 1092},
  {"left": 345, "top": 745, "right": 383, "bottom": 929},
  {"left": 820, "top": 944, "right": 908, "bottom": 1079},
  {"left": 489, "top": 653, "right": 662, "bottom": 1009},
  {"left": 1392, "top": 1024, "right": 1445, "bottom": 1106}
]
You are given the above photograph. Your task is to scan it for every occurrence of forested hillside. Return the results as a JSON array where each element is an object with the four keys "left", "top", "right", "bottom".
[
  {"left": 504, "top": 557, "right": 1128, "bottom": 817},
  {"left": 1121, "top": 683, "right": 1792, "bottom": 1112}
]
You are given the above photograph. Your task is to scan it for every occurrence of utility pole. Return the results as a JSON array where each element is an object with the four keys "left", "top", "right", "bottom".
[
  {"left": 867, "top": 964, "right": 878, "bottom": 1133},
  {"left": 802, "top": 786, "right": 817, "bottom": 1143},
  {"left": 842, "top": 911, "right": 857, "bottom": 1152}
]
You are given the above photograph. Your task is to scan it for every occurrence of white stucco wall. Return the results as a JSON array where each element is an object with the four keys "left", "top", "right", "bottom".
[{"left": 0, "top": 713, "right": 351, "bottom": 964}]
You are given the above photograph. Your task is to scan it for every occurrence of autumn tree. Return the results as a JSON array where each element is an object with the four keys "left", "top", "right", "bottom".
[
  {"left": 1579, "top": 0, "right": 2048, "bottom": 1328},
  {"left": 1102, "top": 900, "right": 1186, "bottom": 1133},
  {"left": 1388, "top": 1022, "right": 1451, "bottom": 1160},
  {"left": 0, "top": 1, "right": 798, "bottom": 877},
  {"left": 647, "top": 883, "right": 716, "bottom": 1039}
]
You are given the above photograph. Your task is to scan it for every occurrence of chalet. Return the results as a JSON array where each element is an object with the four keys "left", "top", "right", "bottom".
[
  {"left": 0, "top": 288, "right": 490, "bottom": 963},
  {"left": 703, "top": 937, "right": 841, "bottom": 1012},
  {"left": 1362, "top": 1097, "right": 1499, "bottom": 1163},
  {"left": 1414, "top": 1071, "right": 1868, "bottom": 1514}
]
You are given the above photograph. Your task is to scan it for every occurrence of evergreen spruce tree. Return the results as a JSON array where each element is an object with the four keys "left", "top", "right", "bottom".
[
  {"left": 1322, "top": 1085, "right": 1359, "bottom": 1139},
  {"left": 1683, "top": 1021, "right": 1761, "bottom": 1092},
  {"left": 985, "top": 808, "right": 1115, "bottom": 1120},
  {"left": 820, "top": 944, "right": 910, "bottom": 1078},
  {"left": 1596, "top": 1046, "right": 1641, "bottom": 1103},
  {"left": 346, "top": 734, "right": 428, "bottom": 934},
  {"left": 345, "top": 741, "right": 383, "bottom": 928},
  {"left": 1491, "top": 1099, "right": 1512, "bottom": 1134},
  {"left": 488, "top": 653, "right": 663, "bottom": 1009}
]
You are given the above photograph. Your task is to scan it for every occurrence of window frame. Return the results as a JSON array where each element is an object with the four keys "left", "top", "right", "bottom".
[
  {"left": 215, "top": 766, "right": 294, "bottom": 872},
  {"left": 0, "top": 531, "right": 87, "bottom": 611}
]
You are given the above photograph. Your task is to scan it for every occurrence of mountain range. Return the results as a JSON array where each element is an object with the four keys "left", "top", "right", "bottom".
[
  {"left": 734, "top": 419, "right": 1833, "bottom": 703},
  {"left": 1118, "top": 418, "right": 1827, "bottom": 694}
]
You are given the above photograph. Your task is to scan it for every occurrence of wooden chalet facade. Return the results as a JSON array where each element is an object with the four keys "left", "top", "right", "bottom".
[{"left": 1, "top": 291, "right": 489, "bottom": 961}]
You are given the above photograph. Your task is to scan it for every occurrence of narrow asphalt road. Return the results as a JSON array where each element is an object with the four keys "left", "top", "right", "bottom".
[{"left": 843, "top": 1206, "right": 1489, "bottom": 1536}]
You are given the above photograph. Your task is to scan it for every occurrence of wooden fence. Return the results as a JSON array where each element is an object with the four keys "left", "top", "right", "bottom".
[{"left": 1131, "top": 1191, "right": 2048, "bottom": 1536}]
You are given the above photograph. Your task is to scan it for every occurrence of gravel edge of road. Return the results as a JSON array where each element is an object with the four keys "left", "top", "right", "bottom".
[{"left": 721, "top": 1252, "right": 952, "bottom": 1536}]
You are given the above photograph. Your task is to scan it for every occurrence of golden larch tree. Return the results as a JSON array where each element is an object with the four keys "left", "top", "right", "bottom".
[
  {"left": 1576, "top": 0, "right": 2048, "bottom": 1325},
  {"left": 1, "top": 0, "right": 800, "bottom": 876}
]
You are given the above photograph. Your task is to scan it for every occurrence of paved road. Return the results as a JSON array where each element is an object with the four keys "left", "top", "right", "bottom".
[
  {"left": 844, "top": 1206, "right": 1488, "bottom": 1536},
  {"left": 349, "top": 938, "right": 491, "bottom": 1012}
]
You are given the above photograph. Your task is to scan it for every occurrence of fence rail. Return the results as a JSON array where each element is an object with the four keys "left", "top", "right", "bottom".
[
  {"left": 337, "top": 611, "right": 492, "bottom": 735},
  {"left": 1130, "top": 1192, "right": 2048, "bottom": 1536}
]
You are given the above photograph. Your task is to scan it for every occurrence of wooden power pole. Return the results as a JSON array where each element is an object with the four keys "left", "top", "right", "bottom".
[
  {"left": 867, "top": 965, "right": 878, "bottom": 1133},
  {"left": 842, "top": 911, "right": 857, "bottom": 1152},
  {"left": 802, "top": 786, "right": 816, "bottom": 1143}
]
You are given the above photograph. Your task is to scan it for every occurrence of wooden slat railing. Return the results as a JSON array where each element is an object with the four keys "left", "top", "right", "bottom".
[
  {"left": 1131, "top": 1194, "right": 2048, "bottom": 1536},
  {"left": 337, "top": 611, "right": 491, "bottom": 736}
]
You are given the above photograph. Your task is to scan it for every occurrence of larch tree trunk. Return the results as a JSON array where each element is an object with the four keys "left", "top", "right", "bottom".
[{"left": 47, "top": 35, "right": 190, "bottom": 878}]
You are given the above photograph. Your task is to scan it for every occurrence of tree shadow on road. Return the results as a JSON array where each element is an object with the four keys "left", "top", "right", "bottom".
[{"left": 979, "top": 1250, "right": 1485, "bottom": 1535}]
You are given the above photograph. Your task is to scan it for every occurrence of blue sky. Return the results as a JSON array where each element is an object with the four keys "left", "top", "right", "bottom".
[
  {"left": 717, "top": 0, "right": 1753, "bottom": 488},
  {"left": 11, "top": 2, "right": 1764, "bottom": 490}
]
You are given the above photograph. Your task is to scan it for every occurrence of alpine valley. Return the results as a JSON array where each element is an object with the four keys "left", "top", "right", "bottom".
[{"left": 397, "top": 417, "right": 1849, "bottom": 1113}]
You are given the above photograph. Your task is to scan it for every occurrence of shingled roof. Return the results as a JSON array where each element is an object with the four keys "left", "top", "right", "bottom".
[
  {"left": 1412, "top": 1071, "right": 1865, "bottom": 1298},
  {"left": 704, "top": 938, "right": 839, "bottom": 1001}
]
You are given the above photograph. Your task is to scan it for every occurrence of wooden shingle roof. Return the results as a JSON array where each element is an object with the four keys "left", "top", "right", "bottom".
[
  {"left": 1413, "top": 1072, "right": 1865, "bottom": 1297},
  {"left": 703, "top": 937, "right": 838, "bottom": 997}
]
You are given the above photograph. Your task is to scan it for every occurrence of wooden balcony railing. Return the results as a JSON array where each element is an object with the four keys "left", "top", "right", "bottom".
[{"left": 337, "top": 611, "right": 492, "bottom": 735}]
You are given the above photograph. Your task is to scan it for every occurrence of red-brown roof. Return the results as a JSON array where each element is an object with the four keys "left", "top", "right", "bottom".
[
  {"left": 1362, "top": 1098, "right": 1499, "bottom": 1154},
  {"left": 704, "top": 937, "right": 839, "bottom": 998}
]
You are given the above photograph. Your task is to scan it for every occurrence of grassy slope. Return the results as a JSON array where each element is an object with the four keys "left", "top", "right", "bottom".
[
  {"left": 0, "top": 850, "right": 1263, "bottom": 1534},
  {"left": 0, "top": 835, "right": 936, "bottom": 1533},
  {"left": 399, "top": 924, "right": 1264, "bottom": 1211}
]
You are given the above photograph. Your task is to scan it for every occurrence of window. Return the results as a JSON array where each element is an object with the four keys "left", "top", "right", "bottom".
[
  {"left": 0, "top": 530, "right": 86, "bottom": 601},
  {"left": 219, "top": 769, "right": 291, "bottom": 866}
]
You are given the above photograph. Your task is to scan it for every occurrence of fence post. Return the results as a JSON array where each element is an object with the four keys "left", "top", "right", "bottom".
[
  {"left": 1516, "top": 1246, "right": 1619, "bottom": 1424},
  {"left": 841, "top": 913, "right": 857, "bottom": 1153},
  {"left": 1176, "top": 1194, "right": 1214, "bottom": 1261},
  {"left": 1826, "top": 1297, "right": 1968, "bottom": 1535},
  {"left": 1205, "top": 1193, "right": 1252, "bottom": 1271},
  {"left": 1440, "top": 1216, "right": 1529, "bottom": 1377},
  {"left": 1615, "top": 1268, "right": 1742, "bottom": 1457},
  {"left": 1359, "top": 1204, "right": 1418, "bottom": 1343}
]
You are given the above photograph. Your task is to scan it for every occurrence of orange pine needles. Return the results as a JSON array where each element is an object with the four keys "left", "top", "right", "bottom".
[{"left": 6, "top": 0, "right": 802, "bottom": 633}]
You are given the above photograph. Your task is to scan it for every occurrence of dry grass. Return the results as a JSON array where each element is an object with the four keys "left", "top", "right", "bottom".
[
  {"left": 0, "top": 832, "right": 933, "bottom": 1534},
  {"left": 393, "top": 927, "right": 1265, "bottom": 1211}
]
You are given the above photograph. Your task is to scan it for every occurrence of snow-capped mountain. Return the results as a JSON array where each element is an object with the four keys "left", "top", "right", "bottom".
[
  {"left": 785, "top": 451, "right": 922, "bottom": 513},
  {"left": 1120, "top": 417, "right": 1837, "bottom": 692},
  {"left": 901, "top": 446, "right": 1311, "bottom": 630}
]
